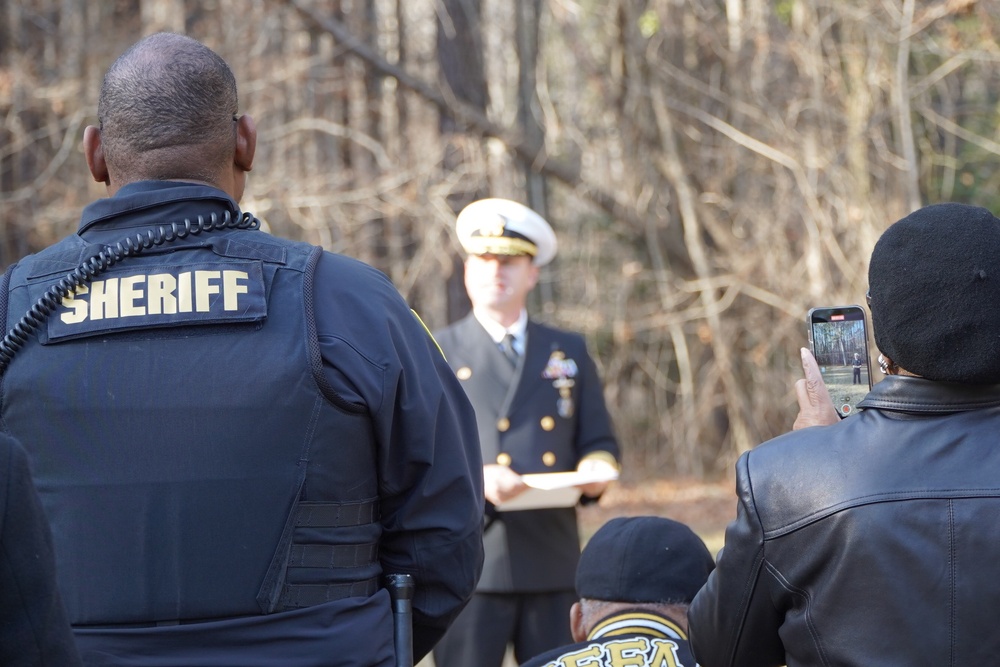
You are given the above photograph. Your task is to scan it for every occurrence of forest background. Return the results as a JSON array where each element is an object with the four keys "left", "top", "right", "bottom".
[{"left": 2, "top": 0, "right": 998, "bottom": 486}]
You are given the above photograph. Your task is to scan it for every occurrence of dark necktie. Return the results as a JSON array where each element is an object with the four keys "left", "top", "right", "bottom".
[{"left": 500, "top": 333, "right": 519, "bottom": 366}]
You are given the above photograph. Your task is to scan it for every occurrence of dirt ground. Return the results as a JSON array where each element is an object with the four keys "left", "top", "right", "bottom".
[{"left": 577, "top": 477, "right": 737, "bottom": 555}]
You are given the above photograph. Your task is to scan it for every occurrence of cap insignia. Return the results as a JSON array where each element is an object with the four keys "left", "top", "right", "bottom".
[{"left": 479, "top": 214, "right": 507, "bottom": 238}]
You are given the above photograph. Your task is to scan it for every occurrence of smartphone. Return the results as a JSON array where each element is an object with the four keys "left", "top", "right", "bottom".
[{"left": 807, "top": 306, "right": 872, "bottom": 418}]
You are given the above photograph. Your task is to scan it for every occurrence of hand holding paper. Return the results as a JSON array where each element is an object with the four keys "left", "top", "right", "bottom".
[
  {"left": 483, "top": 464, "right": 528, "bottom": 506},
  {"left": 576, "top": 457, "right": 619, "bottom": 498},
  {"left": 494, "top": 467, "right": 619, "bottom": 511}
]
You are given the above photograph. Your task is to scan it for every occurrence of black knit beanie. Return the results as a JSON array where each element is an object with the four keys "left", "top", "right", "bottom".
[{"left": 868, "top": 203, "right": 1000, "bottom": 384}]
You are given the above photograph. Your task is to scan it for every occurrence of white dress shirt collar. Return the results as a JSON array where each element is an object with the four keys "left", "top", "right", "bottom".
[{"left": 473, "top": 309, "right": 528, "bottom": 351}]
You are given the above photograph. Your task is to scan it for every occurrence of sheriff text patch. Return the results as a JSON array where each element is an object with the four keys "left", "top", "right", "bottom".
[{"left": 45, "top": 261, "right": 267, "bottom": 340}]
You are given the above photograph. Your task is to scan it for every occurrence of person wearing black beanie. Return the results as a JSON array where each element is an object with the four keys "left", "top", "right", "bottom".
[
  {"left": 689, "top": 203, "right": 1000, "bottom": 666},
  {"left": 868, "top": 202, "right": 1000, "bottom": 383}
]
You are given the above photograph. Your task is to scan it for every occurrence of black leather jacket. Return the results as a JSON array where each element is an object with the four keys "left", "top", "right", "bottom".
[{"left": 688, "top": 376, "right": 1000, "bottom": 667}]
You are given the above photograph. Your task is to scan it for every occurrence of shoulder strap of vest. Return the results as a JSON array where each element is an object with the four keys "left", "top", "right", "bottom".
[
  {"left": 253, "top": 245, "right": 382, "bottom": 613},
  {"left": 301, "top": 245, "right": 365, "bottom": 414}
]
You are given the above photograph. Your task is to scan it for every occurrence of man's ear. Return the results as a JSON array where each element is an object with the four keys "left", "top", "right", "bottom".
[
  {"left": 570, "top": 601, "right": 587, "bottom": 642},
  {"left": 526, "top": 263, "right": 541, "bottom": 290},
  {"left": 234, "top": 114, "right": 256, "bottom": 173},
  {"left": 83, "top": 126, "right": 110, "bottom": 185}
]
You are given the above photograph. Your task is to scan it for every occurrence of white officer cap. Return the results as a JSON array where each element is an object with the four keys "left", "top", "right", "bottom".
[{"left": 456, "top": 198, "right": 558, "bottom": 267}]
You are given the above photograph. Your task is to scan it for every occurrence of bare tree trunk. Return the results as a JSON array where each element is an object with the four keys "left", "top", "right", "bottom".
[
  {"left": 515, "top": 0, "right": 553, "bottom": 312},
  {"left": 437, "top": 0, "right": 486, "bottom": 323},
  {"left": 515, "top": 0, "right": 546, "bottom": 214},
  {"left": 0, "top": 0, "right": 9, "bottom": 68},
  {"left": 895, "top": 0, "right": 921, "bottom": 211},
  {"left": 649, "top": 88, "right": 754, "bottom": 458},
  {"left": 437, "top": 0, "right": 486, "bottom": 134}
]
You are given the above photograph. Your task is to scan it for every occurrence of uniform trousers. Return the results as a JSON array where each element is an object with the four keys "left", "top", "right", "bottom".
[{"left": 433, "top": 590, "right": 576, "bottom": 667}]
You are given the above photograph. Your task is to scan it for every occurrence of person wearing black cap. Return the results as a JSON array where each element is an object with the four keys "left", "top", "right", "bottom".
[
  {"left": 689, "top": 202, "right": 1000, "bottom": 666},
  {"left": 433, "top": 198, "right": 621, "bottom": 667},
  {"left": 519, "top": 516, "right": 714, "bottom": 667}
]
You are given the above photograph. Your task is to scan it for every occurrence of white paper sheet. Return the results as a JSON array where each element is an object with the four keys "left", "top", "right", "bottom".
[{"left": 494, "top": 469, "right": 619, "bottom": 511}]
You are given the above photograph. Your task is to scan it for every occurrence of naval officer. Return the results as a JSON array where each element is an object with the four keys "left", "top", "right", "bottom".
[
  {"left": 432, "top": 198, "right": 621, "bottom": 667},
  {"left": 0, "top": 33, "right": 482, "bottom": 666}
]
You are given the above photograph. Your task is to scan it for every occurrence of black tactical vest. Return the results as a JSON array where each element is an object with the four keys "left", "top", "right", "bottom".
[{"left": 0, "top": 226, "right": 381, "bottom": 625}]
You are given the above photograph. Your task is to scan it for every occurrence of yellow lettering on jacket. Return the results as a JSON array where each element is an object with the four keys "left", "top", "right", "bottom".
[
  {"left": 60, "top": 284, "right": 89, "bottom": 324},
  {"left": 178, "top": 271, "right": 193, "bottom": 313},
  {"left": 194, "top": 270, "right": 220, "bottom": 312},
  {"left": 119, "top": 274, "right": 145, "bottom": 317},
  {"left": 58, "top": 270, "right": 250, "bottom": 324},
  {"left": 559, "top": 644, "right": 602, "bottom": 667},
  {"left": 223, "top": 270, "right": 249, "bottom": 310},
  {"left": 605, "top": 638, "right": 647, "bottom": 666},
  {"left": 646, "top": 639, "right": 681, "bottom": 667},
  {"left": 540, "top": 638, "right": 685, "bottom": 667},
  {"left": 146, "top": 273, "right": 177, "bottom": 315},
  {"left": 89, "top": 277, "right": 118, "bottom": 320}
]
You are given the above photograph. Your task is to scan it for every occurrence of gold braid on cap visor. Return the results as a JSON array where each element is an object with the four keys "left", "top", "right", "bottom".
[{"left": 464, "top": 236, "right": 538, "bottom": 257}]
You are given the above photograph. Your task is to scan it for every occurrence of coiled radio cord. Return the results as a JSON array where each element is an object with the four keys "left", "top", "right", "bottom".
[{"left": 0, "top": 210, "right": 260, "bottom": 375}]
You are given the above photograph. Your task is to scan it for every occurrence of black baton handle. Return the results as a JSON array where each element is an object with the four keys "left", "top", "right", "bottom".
[{"left": 385, "top": 573, "right": 415, "bottom": 667}]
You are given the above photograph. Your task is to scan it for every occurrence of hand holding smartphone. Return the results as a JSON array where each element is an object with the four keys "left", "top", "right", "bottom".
[{"left": 807, "top": 306, "right": 872, "bottom": 418}]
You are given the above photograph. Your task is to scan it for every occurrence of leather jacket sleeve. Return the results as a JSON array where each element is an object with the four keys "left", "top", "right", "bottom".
[{"left": 688, "top": 450, "right": 786, "bottom": 667}]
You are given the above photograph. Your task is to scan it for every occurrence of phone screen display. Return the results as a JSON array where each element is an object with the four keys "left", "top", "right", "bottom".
[{"left": 808, "top": 306, "right": 871, "bottom": 418}]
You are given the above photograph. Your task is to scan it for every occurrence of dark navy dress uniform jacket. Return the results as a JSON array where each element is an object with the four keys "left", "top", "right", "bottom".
[
  {"left": 0, "top": 182, "right": 484, "bottom": 666},
  {"left": 434, "top": 313, "right": 618, "bottom": 593}
]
